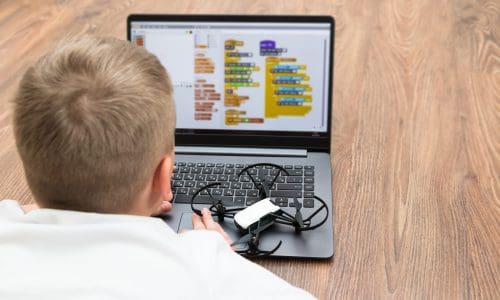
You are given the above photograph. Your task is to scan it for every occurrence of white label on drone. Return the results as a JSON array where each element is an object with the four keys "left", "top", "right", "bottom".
[{"left": 234, "top": 198, "right": 280, "bottom": 230}]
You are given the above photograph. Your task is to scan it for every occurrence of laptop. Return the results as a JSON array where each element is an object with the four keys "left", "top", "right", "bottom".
[{"left": 127, "top": 14, "right": 334, "bottom": 259}]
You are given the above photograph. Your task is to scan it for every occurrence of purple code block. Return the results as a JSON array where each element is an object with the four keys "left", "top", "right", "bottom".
[{"left": 260, "top": 40, "right": 276, "bottom": 49}]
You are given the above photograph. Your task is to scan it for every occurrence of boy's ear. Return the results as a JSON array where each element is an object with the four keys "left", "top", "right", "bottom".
[{"left": 153, "top": 154, "right": 174, "bottom": 202}]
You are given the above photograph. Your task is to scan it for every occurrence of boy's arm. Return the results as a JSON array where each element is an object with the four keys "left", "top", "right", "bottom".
[{"left": 184, "top": 208, "right": 315, "bottom": 299}]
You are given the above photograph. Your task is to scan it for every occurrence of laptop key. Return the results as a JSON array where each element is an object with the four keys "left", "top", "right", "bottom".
[
  {"left": 220, "top": 182, "right": 230, "bottom": 188},
  {"left": 242, "top": 182, "right": 254, "bottom": 189},
  {"left": 287, "top": 170, "right": 303, "bottom": 176},
  {"left": 196, "top": 182, "right": 207, "bottom": 188},
  {"left": 277, "top": 184, "right": 302, "bottom": 190},
  {"left": 304, "top": 191, "right": 314, "bottom": 198},
  {"left": 304, "top": 184, "right": 314, "bottom": 191},
  {"left": 191, "top": 167, "right": 202, "bottom": 174},
  {"left": 174, "top": 194, "right": 191, "bottom": 203},
  {"left": 231, "top": 182, "right": 241, "bottom": 189},
  {"left": 184, "top": 181, "right": 195, "bottom": 188},
  {"left": 213, "top": 167, "right": 223, "bottom": 174},
  {"left": 223, "top": 189, "right": 234, "bottom": 196},
  {"left": 235, "top": 189, "right": 246, "bottom": 196},
  {"left": 173, "top": 181, "right": 184, "bottom": 187},
  {"left": 193, "top": 196, "right": 214, "bottom": 204},
  {"left": 229, "top": 175, "right": 239, "bottom": 182},
  {"left": 264, "top": 176, "right": 274, "bottom": 182},
  {"left": 184, "top": 174, "right": 194, "bottom": 180},
  {"left": 195, "top": 174, "right": 206, "bottom": 181},
  {"left": 221, "top": 196, "right": 234, "bottom": 206},
  {"left": 234, "top": 197, "right": 245, "bottom": 206},
  {"left": 287, "top": 177, "right": 303, "bottom": 183},
  {"left": 217, "top": 174, "right": 228, "bottom": 181},
  {"left": 303, "top": 198, "right": 315, "bottom": 208},
  {"left": 247, "top": 190, "right": 258, "bottom": 197},
  {"left": 304, "top": 165, "right": 314, "bottom": 170},
  {"left": 270, "top": 169, "right": 280, "bottom": 176},
  {"left": 202, "top": 168, "right": 212, "bottom": 174},
  {"left": 304, "top": 170, "right": 314, "bottom": 176},
  {"left": 247, "top": 169, "right": 257, "bottom": 175},
  {"left": 304, "top": 177, "right": 314, "bottom": 183},
  {"left": 177, "top": 187, "right": 188, "bottom": 194},
  {"left": 206, "top": 175, "right": 217, "bottom": 181},
  {"left": 246, "top": 197, "right": 260, "bottom": 206},
  {"left": 258, "top": 169, "right": 269, "bottom": 176},
  {"left": 173, "top": 174, "right": 183, "bottom": 180},
  {"left": 270, "top": 190, "right": 302, "bottom": 198},
  {"left": 289, "top": 199, "right": 302, "bottom": 208},
  {"left": 274, "top": 198, "right": 288, "bottom": 207}
]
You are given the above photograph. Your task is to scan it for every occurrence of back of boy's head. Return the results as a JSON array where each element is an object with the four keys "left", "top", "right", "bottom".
[{"left": 12, "top": 35, "right": 175, "bottom": 213}]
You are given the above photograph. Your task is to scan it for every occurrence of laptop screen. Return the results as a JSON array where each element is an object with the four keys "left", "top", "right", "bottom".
[{"left": 129, "top": 20, "right": 331, "bottom": 133}]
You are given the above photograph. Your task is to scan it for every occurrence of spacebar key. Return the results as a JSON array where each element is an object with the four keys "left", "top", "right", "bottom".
[
  {"left": 175, "top": 195, "right": 213, "bottom": 204},
  {"left": 270, "top": 191, "right": 302, "bottom": 198}
]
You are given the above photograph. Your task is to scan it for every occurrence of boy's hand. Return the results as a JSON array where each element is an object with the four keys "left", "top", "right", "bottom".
[{"left": 192, "top": 208, "right": 234, "bottom": 247}]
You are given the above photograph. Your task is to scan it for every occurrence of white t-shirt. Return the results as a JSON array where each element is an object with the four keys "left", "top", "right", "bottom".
[{"left": 0, "top": 200, "right": 314, "bottom": 300}]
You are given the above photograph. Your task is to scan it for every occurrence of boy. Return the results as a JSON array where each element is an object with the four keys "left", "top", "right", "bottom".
[{"left": 0, "top": 36, "right": 313, "bottom": 299}]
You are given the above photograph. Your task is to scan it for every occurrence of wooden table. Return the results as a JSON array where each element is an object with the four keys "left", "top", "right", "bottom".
[{"left": 0, "top": 0, "right": 498, "bottom": 298}]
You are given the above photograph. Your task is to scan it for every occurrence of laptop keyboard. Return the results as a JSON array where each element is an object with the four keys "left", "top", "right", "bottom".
[{"left": 172, "top": 162, "right": 316, "bottom": 208}]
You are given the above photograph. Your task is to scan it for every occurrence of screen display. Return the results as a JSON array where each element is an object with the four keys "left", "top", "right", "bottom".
[{"left": 130, "top": 21, "right": 331, "bottom": 133}]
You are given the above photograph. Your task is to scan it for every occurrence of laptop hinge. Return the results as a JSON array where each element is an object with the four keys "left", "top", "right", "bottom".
[{"left": 175, "top": 146, "right": 307, "bottom": 157}]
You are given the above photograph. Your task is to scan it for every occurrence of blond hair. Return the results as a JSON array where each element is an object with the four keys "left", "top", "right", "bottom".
[{"left": 13, "top": 36, "right": 175, "bottom": 213}]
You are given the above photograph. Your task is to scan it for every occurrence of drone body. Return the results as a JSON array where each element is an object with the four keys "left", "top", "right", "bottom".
[{"left": 234, "top": 198, "right": 280, "bottom": 230}]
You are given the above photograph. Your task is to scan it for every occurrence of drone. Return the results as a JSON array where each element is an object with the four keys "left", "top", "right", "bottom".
[{"left": 190, "top": 163, "right": 329, "bottom": 257}]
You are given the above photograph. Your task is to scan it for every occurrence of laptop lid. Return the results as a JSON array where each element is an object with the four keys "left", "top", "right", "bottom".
[{"left": 127, "top": 15, "right": 334, "bottom": 153}]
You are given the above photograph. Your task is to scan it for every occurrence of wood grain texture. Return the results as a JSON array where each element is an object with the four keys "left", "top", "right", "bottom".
[{"left": 0, "top": 0, "right": 498, "bottom": 298}]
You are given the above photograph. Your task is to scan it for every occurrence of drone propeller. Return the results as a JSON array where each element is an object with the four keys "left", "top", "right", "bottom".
[
  {"left": 238, "top": 163, "right": 289, "bottom": 199},
  {"left": 236, "top": 240, "right": 283, "bottom": 258},
  {"left": 231, "top": 218, "right": 283, "bottom": 257},
  {"left": 190, "top": 182, "right": 244, "bottom": 222}
]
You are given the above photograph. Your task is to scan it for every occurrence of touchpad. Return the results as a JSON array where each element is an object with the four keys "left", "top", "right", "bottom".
[{"left": 177, "top": 212, "right": 194, "bottom": 233}]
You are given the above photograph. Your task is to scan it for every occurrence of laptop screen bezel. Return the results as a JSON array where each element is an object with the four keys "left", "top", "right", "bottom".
[{"left": 127, "top": 14, "right": 334, "bottom": 153}]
